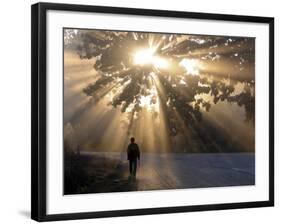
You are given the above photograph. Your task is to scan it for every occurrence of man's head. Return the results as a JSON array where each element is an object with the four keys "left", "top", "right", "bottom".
[{"left": 130, "top": 137, "right": 135, "bottom": 143}]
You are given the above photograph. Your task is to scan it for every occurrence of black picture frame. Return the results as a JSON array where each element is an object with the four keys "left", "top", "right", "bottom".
[{"left": 31, "top": 2, "right": 274, "bottom": 222}]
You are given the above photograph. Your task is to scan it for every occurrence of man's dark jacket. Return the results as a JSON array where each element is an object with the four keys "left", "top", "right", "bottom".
[{"left": 127, "top": 143, "right": 140, "bottom": 161}]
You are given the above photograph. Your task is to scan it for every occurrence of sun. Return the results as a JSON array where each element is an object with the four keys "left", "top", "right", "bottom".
[
  {"left": 134, "top": 48, "right": 155, "bottom": 65},
  {"left": 133, "top": 47, "right": 169, "bottom": 69}
]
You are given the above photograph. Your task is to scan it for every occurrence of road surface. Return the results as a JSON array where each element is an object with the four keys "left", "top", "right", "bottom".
[{"left": 78, "top": 152, "right": 255, "bottom": 193}]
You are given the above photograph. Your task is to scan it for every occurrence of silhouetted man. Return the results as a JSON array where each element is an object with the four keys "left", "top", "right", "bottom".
[{"left": 127, "top": 137, "right": 140, "bottom": 177}]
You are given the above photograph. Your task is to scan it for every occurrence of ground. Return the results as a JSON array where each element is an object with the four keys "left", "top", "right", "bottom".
[{"left": 64, "top": 152, "right": 255, "bottom": 195}]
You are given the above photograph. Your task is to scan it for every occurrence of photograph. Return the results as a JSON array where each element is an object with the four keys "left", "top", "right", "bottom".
[
  {"left": 0, "top": 0, "right": 277, "bottom": 223},
  {"left": 63, "top": 29, "right": 255, "bottom": 195}
]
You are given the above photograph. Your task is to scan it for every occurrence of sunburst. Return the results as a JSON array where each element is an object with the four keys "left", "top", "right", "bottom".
[{"left": 64, "top": 29, "right": 255, "bottom": 152}]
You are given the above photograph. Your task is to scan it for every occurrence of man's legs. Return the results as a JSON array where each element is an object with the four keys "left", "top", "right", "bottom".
[
  {"left": 132, "top": 160, "right": 137, "bottom": 176},
  {"left": 129, "top": 160, "right": 133, "bottom": 175}
]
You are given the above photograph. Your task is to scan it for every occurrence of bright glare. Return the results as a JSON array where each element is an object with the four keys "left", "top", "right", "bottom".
[
  {"left": 134, "top": 48, "right": 156, "bottom": 65},
  {"left": 180, "top": 58, "right": 200, "bottom": 76},
  {"left": 138, "top": 85, "right": 160, "bottom": 112},
  {"left": 152, "top": 56, "right": 169, "bottom": 69},
  {"left": 134, "top": 48, "right": 169, "bottom": 69},
  {"left": 139, "top": 95, "right": 152, "bottom": 108}
]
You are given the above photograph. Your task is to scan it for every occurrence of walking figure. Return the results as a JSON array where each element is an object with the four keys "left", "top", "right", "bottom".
[{"left": 127, "top": 137, "right": 140, "bottom": 177}]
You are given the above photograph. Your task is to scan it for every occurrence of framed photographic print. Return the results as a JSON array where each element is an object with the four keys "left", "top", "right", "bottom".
[{"left": 31, "top": 2, "right": 274, "bottom": 222}]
